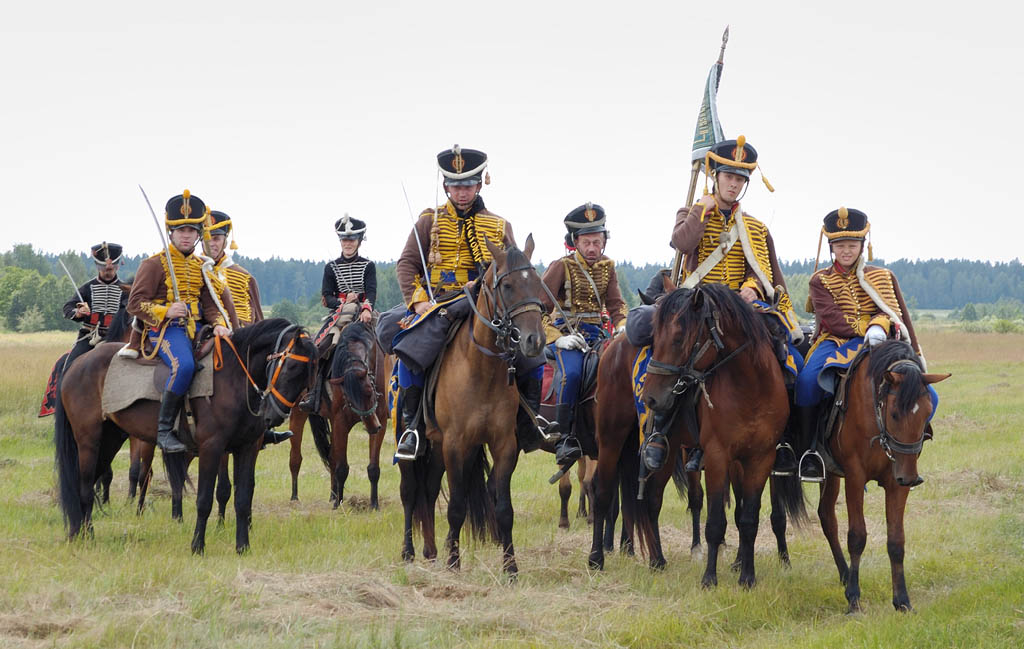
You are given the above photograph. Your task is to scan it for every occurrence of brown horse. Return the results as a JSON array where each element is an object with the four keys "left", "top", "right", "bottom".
[
  {"left": 398, "top": 237, "right": 547, "bottom": 576},
  {"left": 816, "top": 340, "right": 949, "bottom": 612},
  {"left": 297, "top": 320, "right": 389, "bottom": 509},
  {"left": 642, "top": 284, "right": 801, "bottom": 588},
  {"left": 54, "top": 318, "right": 316, "bottom": 553}
]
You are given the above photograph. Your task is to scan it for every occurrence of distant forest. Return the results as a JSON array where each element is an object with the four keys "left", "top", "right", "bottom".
[{"left": 2, "top": 243, "right": 1022, "bottom": 331}]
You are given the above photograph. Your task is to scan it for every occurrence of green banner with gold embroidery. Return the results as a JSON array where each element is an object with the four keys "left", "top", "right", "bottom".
[{"left": 691, "top": 27, "right": 729, "bottom": 162}]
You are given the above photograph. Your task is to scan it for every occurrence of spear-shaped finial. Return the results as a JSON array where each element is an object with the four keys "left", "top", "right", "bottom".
[{"left": 718, "top": 26, "right": 729, "bottom": 64}]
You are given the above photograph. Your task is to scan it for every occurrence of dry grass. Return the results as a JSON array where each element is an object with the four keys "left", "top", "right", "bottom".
[{"left": 0, "top": 329, "right": 1022, "bottom": 648}]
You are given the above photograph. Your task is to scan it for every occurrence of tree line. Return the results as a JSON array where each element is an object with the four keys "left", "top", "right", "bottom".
[{"left": 2, "top": 243, "right": 1021, "bottom": 331}]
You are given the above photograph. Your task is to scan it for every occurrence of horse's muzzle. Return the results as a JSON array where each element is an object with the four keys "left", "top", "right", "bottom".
[
  {"left": 896, "top": 474, "right": 924, "bottom": 488},
  {"left": 518, "top": 331, "right": 545, "bottom": 358}
]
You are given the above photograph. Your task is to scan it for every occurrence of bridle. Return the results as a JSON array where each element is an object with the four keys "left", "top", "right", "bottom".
[
  {"left": 645, "top": 289, "right": 750, "bottom": 409},
  {"left": 870, "top": 358, "right": 931, "bottom": 461},
  {"left": 336, "top": 330, "right": 380, "bottom": 418},
  {"left": 218, "top": 324, "right": 313, "bottom": 420},
  {"left": 464, "top": 257, "right": 544, "bottom": 382}
]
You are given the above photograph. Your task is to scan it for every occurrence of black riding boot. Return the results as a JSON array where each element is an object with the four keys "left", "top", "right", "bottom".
[
  {"left": 156, "top": 390, "right": 187, "bottom": 454},
  {"left": 798, "top": 404, "right": 825, "bottom": 482},
  {"left": 553, "top": 403, "right": 581, "bottom": 465},
  {"left": 395, "top": 385, "right": 424, "bottom": 460},
  {"left": 683, "top": 446, "right": 704, "bottom": 472},
  {"left": 641, "top": 411, "right": 670, "bottom": 472},
  {"left": 772, "top": 416, "right": 799, "bottom": 477},
  {"left": 261, "top": 429, "right": 294, "bottom": 449}
]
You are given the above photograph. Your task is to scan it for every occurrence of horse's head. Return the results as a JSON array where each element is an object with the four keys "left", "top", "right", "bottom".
[
  {"left": 481, "top": 234, "right": 546, "bottom": 358},
  {"left": 329, "top": 321, "right": 381, "bottom": 427},
  {"left": 868, "top": 342, "right": 951, "bottom": 487},
  {"left": 235, "top": 319, "right": 318, "bottom": 428},
  {"left": 644, "top": 283, "right": 770, "bottom": 413}
]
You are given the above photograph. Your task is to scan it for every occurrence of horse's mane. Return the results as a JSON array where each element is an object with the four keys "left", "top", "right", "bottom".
[
  {"left": 230, "top": 318, "right": 302, "bottom": 354},
  {"left": 657, "top": 284, "right": 772, "bottom": 371},
  {"left": 503, "top": 245, "right": 529, "bottom": 272},
  {"left": 867, "top": 340, "right": 924, "bottom": 418},
  {"left": 330, "top": 322, "right": 376, "bottom": 403}
]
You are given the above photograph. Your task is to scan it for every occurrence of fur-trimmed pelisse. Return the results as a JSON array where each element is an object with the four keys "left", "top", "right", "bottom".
[{"left": 164, "top": 190, "right": 208, "bottom": 231}]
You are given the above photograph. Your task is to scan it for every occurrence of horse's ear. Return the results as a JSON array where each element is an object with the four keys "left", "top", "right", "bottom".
[
  {"left": 522, "top": 234, "right": 535, "bottom": 260},
  {"left": 484, "top": 236, "right": 506, "bottom": 264},
  {"left": 885, "top": 370, "right": 905, "bottom": 385},
  {"left": 691, "top": 286, "right": 704, "bottom": 310},
  {"left": 661, "top": 269, "right": 675, "bottom": 294},
  {"left": 638, "top": 289, "right": 656, "bottom": 306},
  {"left": 922, "top": 372, "right": 951, "bottom": 385}
]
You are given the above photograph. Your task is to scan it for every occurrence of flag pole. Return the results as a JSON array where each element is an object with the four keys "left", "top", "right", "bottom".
[{"left": 671, "top": 26, "right": 729, "bottom": 286}]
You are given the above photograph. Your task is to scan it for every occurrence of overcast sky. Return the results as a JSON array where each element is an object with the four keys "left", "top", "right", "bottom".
[{"left": 3, "top": 1, "right": 1021, "bottom": 269}]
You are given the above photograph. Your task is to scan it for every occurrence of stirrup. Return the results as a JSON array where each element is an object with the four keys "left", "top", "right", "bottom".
[
  {"left": 395, "top": 428, "right": 421, "bottom": 461},
  {"left": 798, "top": 449, "right": 826, "bottom": 483},
  {"left": 555, "top": 436, "right": 582, "bottom": 465},
  {"left": 536, "top": 414, "right": 559, "bottom": 442},
  {"left": 641, "top": 431, "right": 668, "bottom": 472},
  {"left": 771, "top": 442, "right": 797, "bottom": 477},
  {"left": 116, "top": 343, "right": 139, "bottom": 359}
]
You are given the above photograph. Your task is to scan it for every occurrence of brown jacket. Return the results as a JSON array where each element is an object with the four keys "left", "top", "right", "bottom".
[{"left": 128, "top": 252, "right": 237, "bottom": 329}]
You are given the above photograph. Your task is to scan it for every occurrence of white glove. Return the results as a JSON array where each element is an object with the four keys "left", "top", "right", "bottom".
[
  {"left": 555, "top": 334, "right": 585, "bottom": 350},
  {"left": 865, "top": 324, "right": 887, "bottom": 347}
]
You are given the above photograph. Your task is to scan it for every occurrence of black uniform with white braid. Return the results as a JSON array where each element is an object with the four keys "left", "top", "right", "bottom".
[{"left": 321, "top": 255, "right": 376, "bottom": 309}]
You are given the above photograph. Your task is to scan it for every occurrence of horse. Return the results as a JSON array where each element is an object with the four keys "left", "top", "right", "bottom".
[
  {"left": 816, "top": 340, "right": 949, "bottom": 612},
  {"left": 398, "top": 236, "right": 547, "bottom": 576},
  {"left": 54, "top": 318, "right": 316, "bottom": 554},
  {"left": 641, "top": 284, "right": 803, "bottom": 588},
  {"left": 299, "top": 320, "right": 389, "bottom": 509}
]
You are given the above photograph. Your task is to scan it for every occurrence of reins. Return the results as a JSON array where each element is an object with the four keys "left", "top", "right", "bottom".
[
  {"left": 869, "top": 358, "right": 929, "bottom": 460},
  {"left": 214, "top": 325, "right": 312, "bottom": 419}
]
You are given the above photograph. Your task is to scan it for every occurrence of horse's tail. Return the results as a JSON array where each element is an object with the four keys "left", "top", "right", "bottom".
[
  {"left": 160, "top": 449, "right": 189, "bottom": 502},
  {"left": 671, "top": 452, "right": 688, "bottom": 502},
  {"left": 409, "top": 451, "right": 432, "bottom": 534},
  {"left": 619, "top": 430, "right": 656, "bottom": 559},
  {"left": 771, "top": 473, "right": 808, "bottom": 525},
  {"left": 53, "top": 388, "right": 83, "bottom": 534},
  {"left": 308, "top": 413, "right": 332, "bottom": 472},
  {"left": 465, "top": 446, "right": 498, "bottom": 543}
]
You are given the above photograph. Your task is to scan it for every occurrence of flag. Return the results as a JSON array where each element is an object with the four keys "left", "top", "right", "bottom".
[{"left": 690, "top": 60, "right": 725, "bottom": 163}]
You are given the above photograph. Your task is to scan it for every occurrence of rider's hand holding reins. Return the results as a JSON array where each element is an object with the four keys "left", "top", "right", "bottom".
[
  {"left": 213, "top": 325, "right": 231, "bottom": 338},
  {"left": 555, "top": 333, "right": 585, "bottom": 350},
  {"left": 865, "top": 324, "right": 886, "bottom": 347},
  {"left": 412, "top": 301, "right": 431, "bottom": 316},
  {"left": 738, "top": 287, "right": 758, "bottom": 303}
]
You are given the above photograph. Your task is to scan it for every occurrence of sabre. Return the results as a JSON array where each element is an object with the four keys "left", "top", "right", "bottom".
[
  {"left": 57, "top": 258, "right": 86, "bottom": 305},
  {"left": 401, "top": 181, "right": 436, "bottom": 304},
  {"left": 139, "top": 184, "right": 181, "bottom": 302}
]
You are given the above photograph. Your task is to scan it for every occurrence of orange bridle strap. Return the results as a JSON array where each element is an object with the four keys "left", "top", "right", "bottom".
[{"left": 214, "top": 333, "right": 311, "bottom": 408}]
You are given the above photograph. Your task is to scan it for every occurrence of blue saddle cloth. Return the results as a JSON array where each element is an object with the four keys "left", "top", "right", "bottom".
[{"left": 631, "top": 345, "right": 653, "bottom": 431}]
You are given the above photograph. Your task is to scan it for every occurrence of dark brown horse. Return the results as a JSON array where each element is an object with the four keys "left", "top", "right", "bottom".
[
  {"left": 642, "top": 284, "right": 802, "bottom": 588},
  {"left": 298, "top": 320, "right": 389, "bottom": 509},
  {"left": 399, "top": 237, "right": 547, "bottom": 576},
  {"left": 54, "top": 318, "right": 316, "bottom": 553},
  {"left": 817, "top": 340, "right": 949, "bottom": 612}
]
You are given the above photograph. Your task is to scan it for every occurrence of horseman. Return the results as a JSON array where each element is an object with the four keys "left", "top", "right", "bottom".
[
  {"left": 795, "top": 207, "right": 936, "bottom": 481},
  {"left": 542, "top": 203, "right": 627, "bottom": 465},
  {"left": 390, "top": 145, "right": 547, "bottom": 460},
  {"left": 61, "top": 242, "right": 129, "bottom": 371},
  {"left": 299, "top": 214, "right": 377, "bottom": 413},
  {"left": 126, "top": 190, "right": 237, "bottom": 453},
  {"left": 657, "top": 135, "right": 803, "bottom": 475}
]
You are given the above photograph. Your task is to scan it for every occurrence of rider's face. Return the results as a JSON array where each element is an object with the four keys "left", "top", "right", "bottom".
[
  {"left": 169, "top": 227, "right": 199, "bottom": 254},
  {"left": 446, "top": 183, "right": 481, "bottom": 211},
  {"left": 340, "top": 238, "right": 360, "bottom": 258},
  {"left": 715, "top": 171, "right": 747, "bottom": 205},
  {"left": 831, "top": 240, "right": 863, "bottom": 269},
  {"left": 208, "top": 234, "right": 226, "bottom": 259},
  {"left": 97, "top": 261, "right": 118, "bottom": 282},
  {"left": 574, "top": 232, "right": 606, "bottom": 263}
]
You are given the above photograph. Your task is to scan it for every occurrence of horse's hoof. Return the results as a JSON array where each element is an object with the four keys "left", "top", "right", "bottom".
[
  {"left": 730, "top": 560, "right": 741, "bottom": 573},
  {"left": 846, "top": 599, "right": 861, "bottom": 615},
  {"left": 779, "top": 552, "right": 791, "bottom": 568},
  {"left": 236, "top": 544, "right": 250, "bottom": 556},
  {"left": 893, "top": 598, "right": 912, "bottom": 612},
  {"left": 290, "top": 495, "right": 299, "bottom": 502},
  {"left": 558, "top": 518, "right": 569, "bottom": 530},
  {"left": 650, "top": 557, "right": 667, "bottom": 571},
  {"left": 401, "top": 550, "right": 414, "bottom": 563},
  {"left": 690, "top": 544, "right": 705, "bottom": 560},
  {"left": 588, "top": 552, "right": 604, "bottom": 571},
  {"left": 701, "top": 575, "right": 718, "bottom": 589},
  {"left": 191, "top": 544, "right": 205, "bottom": 556},
  {"left": 739, "top": 574, "right": 757, "bottom": 590}
]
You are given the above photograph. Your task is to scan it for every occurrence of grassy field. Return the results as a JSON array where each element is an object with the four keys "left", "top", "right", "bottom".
[{"left": 1, "top": 329, "right": 1022, "bottom": 648}]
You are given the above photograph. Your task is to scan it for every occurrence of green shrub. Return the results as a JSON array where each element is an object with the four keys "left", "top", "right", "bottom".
[{"left": 16, "top": 306, "right": 45, "bottom": 333}]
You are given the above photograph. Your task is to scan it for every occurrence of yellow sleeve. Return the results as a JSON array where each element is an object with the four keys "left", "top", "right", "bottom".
[
  {"left": 137, "top": 301, "right": 168, "bottom": 327},
  {"left": 867, "top": 314, "right": 892, "bottom": 333},
  {"left": 408, "top": 285, "right": 429, "bottom": 308}
]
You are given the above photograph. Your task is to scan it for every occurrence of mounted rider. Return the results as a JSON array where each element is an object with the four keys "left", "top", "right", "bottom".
[
  {"left": 388, "top": 145, "right": 548, "bottom": 460},
  {"left": 206, "top": 210, "right": 263, "bottom": 327},
  {"left": 658, "top": 136, "right": 804, "bottom": 475},
  {"left": 299, "top": 214, "right": 377, "bottom": 414},
  {"left": 542, "top": 203, "right": 627, "bottom": 465},
  {"left": 795, "top": 207, "right": 936, "bottom": 481},
  {"left": 61, "top": 242, "right": 130, "bottom": 370},
  {"left": 125, "top": 190, "right": 237, "bottom": 453}
]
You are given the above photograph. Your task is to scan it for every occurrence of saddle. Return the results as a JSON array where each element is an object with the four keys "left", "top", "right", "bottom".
[{"left": 815, "top": 346, "right": 873, "bottom": 477}]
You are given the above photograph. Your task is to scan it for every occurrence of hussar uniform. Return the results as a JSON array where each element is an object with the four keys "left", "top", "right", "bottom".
[
  {"left": 62, "top": 242, "right": 130, "bottom": 369},
  {"left": 795, "top": 208, "right": 937, "bottom": 480},
  {"left": 542, "top": 203, "right": 626, "bottom": 464},
  {"left": 207, "top": 210, "right": 263, "bottom": 327},
  {"left": 126, "top": 191, "right": 237, "bottom": 453}
]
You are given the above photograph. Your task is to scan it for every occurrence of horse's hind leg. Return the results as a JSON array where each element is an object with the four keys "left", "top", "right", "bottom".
[
  {"left": 604, "top": 471, "right": 619, "bottom": 552},
  {"left": 422, "top": 449, "right": 445, "bottom": 561},
  {"left": 688, "top": 470, "right": 704, "bottom": 557},
  {"left": 329, "top": 422, "right": 351, "bottom": 509},
  {"left": 558, "top": 472, "right": 571, "bottom": 530},
  {"left": 288, "top": 409, "right": 305, "bottom": 501},
  {"left": 135, "top": 442, "right": 155, "bottom": 516},
  {"left": 232, "top": 442, "right": 260, "bottom": 554},
  {"left": 588, "top": 444, "right": 620, "bottom": 570},
  {"left": 442, "top": 444, "right": 471, "bottom": 571},
  {"left": 398, "top": 461, "right": 417, "bottom": 561},
  {"left": 818, "top": 475, "right": 848, "bottom": 584},
  {"left": 582, "top": 456, "right": 596, "bottom": 525},
  {"left": 367, "top": 430, "right": 383, "bottom": 511},
  {"left": 884, "top": 484, "right": 913, "bottom": 611},
  {"left": 843, "top": 474, "right": 869, "bottom": 612},
  {"left": 191, "top": 445, "right": 225, "bottom": 555},
  {"left": 736, "top": 466, "right": 769, "bottom": 589},
  {"left": 491, "top": 444, "right": 520, "bottom": 577},
  {"left": 215, "top": 454, "right": 232, "bottom": 525},
  {"left": 769, "top": 476, "right": 791, "bottom": 566}
]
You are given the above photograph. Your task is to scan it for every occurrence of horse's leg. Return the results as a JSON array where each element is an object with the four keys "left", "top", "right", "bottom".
[
  {"left": 582, "top": 456, "right": 596, "bottom": 525},
  {"left": 701, "top": 445, "right": 728, "bottom": 588},
  {"left": 288, "top": 409, "right": 305, "bottom": 501},
  {"left": 843, "top": 472, "right": 869, "bottom": 613},
  {"left": 688, "top": 470, "right": 704, "bottom": 557},
  {"left": 215, "top": 454, "right": 231, "bottom": 525},
  {"left": 190, "top": 443, "right": 224, "bottom": 555},
  {"left": 94, "top": 427, "right": 125, "bottom": 509},
  {"left": 232, "top": 441, "right": 260, "bottom": 554},
  {"left": 588, "top": 441, "right": 620, "bottom": 570},
  {"left": 76, "top": 434, "right": 101, "bottom": 538},
  {"left": 399, "top": 460, "right": 417, "bottom": 561},
  {"left": 329, "top": 421, "right": 351, "bottom": 510},
  {"left": 367, "top": 430, "right": 383, "bottom": 511},
  {"left": 818, "top": 474, "right": 848, "bottom": 585},
  {"left": 443, "top": 444, "right": 469, "bottom": 571},
  {"left": 604, "top": 470, "right": 619, "bottom": 552},
  {"left": 644, "top": 462, "right": 675, "bottom": 570},
  {"left": 884, "top": 483, "right": 913, "bottom": 611},
  {"left": 736, "top": 462, "right": 770, "bottom": 589},
  {"left": 730, "top": 478, "right": 744, "bottom": 571},
  {"left": 769, "top": 476, "right": 791, "bottom": 567},
  {"left": 423, "top": 448, "right": 445, "bottom": 561},
  {"left": 136, "top": 442, "right": 155, "bottom": 516},
  {"left": 128, "top": 437, "right": 141, "bottom": 500},
  {"left": 491, "top": 444, "right": 520, "bottom": 577},
  {"left": 96, "top": 466, "right": 112, "bottom": 505},
  {"left": 558, "top": 472, "right": 571, "bottom": 530}
]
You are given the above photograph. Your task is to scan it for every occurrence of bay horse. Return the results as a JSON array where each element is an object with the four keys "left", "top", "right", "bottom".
[
  {"left": 642, "top": 284, "right": 802, "bottom": 588},
  {"left": 54, "top": 318, "right": 316, "bottom": 554},
  {"left": 399, "top": 236, "right": 547, "bottom": 576},
  {"left": 817, "top": 340, "right": 949, "bottom": 612},
  {"left": 300, "top": 320, "right": 388, "bottom": 509}
]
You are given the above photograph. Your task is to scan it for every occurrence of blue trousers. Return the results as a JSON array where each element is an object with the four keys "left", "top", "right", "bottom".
[
  {"left": 150, "top": 323, "right": 197, "bottom": 396},
  {"left": 547, "top": 322, "right": 605, "bottom": 407},
  {"left": 795, "top": 338, "right": 938, "bottom": 420}
]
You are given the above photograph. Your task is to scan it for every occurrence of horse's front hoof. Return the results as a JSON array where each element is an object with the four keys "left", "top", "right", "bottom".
[
  {"left": 558, "top": 517, "right": 569, "bottom": 530},
  {"left": 690, "top": 544, "right": 704, "bottom": 560},
  {"left": 846, "top": 599, "right": 861, "bottom": 615},
  {"left": 236, "top": 544, "right": 250, "bottom": 556},
  {"left": 739, "top": 573, "right": 757, "bottom": 590},
  {"left": 191, "top": 542, "right": 205, "bottom": 556},
  {"left": 778, "top": 552, "right": 791, "bottom": 568},
  {"left": 701, "top": 574, "right": 718, "bottom": 589},
  {"left": 893, "top": 597, "right": 913, "bottom": 612},
  {"left": 650, "top": 557, "right": 667, "bottom": 571}
]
